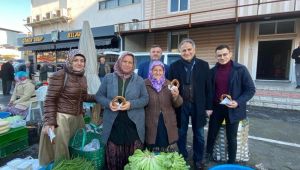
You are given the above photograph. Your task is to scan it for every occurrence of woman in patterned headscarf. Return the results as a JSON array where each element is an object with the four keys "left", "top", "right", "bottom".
[
  {"left": 96, "top": 51, "right": 149, "bottom": 170},
  {"left": 144, "top": 60, "right": 183, "bottom": 152},
  {"left": 38, "top": 49, "right": 96, "bottom": 166}
]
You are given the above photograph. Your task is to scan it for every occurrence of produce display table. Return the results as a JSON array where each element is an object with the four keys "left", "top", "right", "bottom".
[{"left": 0, "top": 126, "right": 29, "bottom": 158}]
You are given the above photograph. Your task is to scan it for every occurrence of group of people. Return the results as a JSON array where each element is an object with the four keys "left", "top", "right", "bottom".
[{"left": 38, "top": 38, "right": 256, "bottom": 170}]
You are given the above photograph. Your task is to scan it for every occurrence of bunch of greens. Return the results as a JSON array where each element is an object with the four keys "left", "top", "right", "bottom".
[
  {"left": 125, "top": 149, "right": 189, "bottom": 170},
  {"left": 53, "top": 157, "right": 95, "bottom": 170}
]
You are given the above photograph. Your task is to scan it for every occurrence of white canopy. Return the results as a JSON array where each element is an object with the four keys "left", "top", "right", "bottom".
[{"left": 79, "top": 21, "right": 100, "bottom": 94}]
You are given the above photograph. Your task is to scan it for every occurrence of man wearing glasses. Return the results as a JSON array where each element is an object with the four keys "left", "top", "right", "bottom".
[{"left": 205, "top": 45, "right": 255, "bottom": 164}]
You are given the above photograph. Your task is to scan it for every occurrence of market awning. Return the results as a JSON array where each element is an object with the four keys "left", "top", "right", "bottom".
[
  {"left": 18, "top": 44, "right": 55, "bottom": 51},
  {"left": 55, "top": 41, "right": 78, "bottom": 50},
  {"left": 18, "top": 37, "right": 116, "bottom": 51}
]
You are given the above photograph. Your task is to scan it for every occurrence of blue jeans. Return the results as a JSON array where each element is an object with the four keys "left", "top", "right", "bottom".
[{"left": 177, "top": 102, "right": 205, "bottom": 163}]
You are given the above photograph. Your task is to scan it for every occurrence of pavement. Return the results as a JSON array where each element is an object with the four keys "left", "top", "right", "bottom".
[{"left": 0, "top": 81, "right": 300, "bottom": 170}]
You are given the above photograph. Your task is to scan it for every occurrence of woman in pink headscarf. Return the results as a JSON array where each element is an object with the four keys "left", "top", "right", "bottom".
[
  {"left": 144, "top": 60, "right": 183, "bottom": 152},
  {"left": 96, "top": 51, "right": 149, "bottom": 170}
]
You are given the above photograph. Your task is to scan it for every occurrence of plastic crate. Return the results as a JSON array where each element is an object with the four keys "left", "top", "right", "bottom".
[
  {"left": 0, "top": 136, "right": 29, "bottom": 158},
  {"left": 0, "top": 127, "right": 28, "bottom": 146},
  {"left": 0, "top": 112, "right": 11, "bottom": 119}
]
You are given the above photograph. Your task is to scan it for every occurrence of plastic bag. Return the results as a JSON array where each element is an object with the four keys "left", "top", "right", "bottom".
[{"left": 83, "top": 139, "right": 100, "bottom": 151}]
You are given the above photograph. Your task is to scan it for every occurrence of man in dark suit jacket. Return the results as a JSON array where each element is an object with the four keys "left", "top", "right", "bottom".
[
  {"left": 169, "top": 38, "right": 213, "bottom": 169},
  {"left": 205, "top": 45, "right": 255, "bottom": 164},
  {"left": 138, "top": 45, "right": 169, "bottom": 79},
  {"left": 1, "top": 60, "right": 15, "bottom": 95}
]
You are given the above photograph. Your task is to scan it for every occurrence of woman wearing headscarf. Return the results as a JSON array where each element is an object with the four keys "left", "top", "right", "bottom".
[
  {"left": 96, "top": 51, "right": 149, "bottom": 170},
  {"left": 38, "top": 49, "right": 95, "bottom": 166},
  {"left": 145, "top": 61, "right": 183, "bottom": 152},
  {"left": 6, "top": 71, "right": 36, "bottom": 118}
]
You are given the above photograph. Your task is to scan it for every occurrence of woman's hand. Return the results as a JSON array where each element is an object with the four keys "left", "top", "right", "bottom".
[
  {"left": 120, "top": 101, "right": 131, "bottom": 111},
  {"left": 171, "top": 86, "right": 179, "bottom": 99},
  {"left": 226, "top": 100, "right": 238, "bottom": 108},
  {"left": 109, "top": 102, "right": 119, "bottom": 111},
  {"left": 42, "top": 125, "right": 55, "bottom": 135}
]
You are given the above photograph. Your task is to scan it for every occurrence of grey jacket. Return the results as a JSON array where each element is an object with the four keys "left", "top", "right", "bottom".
[{"left": 96, "top": 73, "right": 149, "bottom": 144}]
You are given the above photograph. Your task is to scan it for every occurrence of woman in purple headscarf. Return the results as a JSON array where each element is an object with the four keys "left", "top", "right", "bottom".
[{"left": 144, "top": 60, "right": 183, "bottom": 152}]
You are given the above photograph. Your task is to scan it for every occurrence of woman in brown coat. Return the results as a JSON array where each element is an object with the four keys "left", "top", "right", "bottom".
[
  {"left": 38, "top": 49, "right": 95, "bottom": 166},
  {"left": 145, "top": 60, "right": 183, "bottom": 152}
]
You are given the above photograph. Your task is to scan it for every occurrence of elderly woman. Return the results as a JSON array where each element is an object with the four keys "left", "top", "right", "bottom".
[
  {"left": 96, "top": 51, "right": 149, "bottom": 170},
  {"left": 145, "top": 61, "right": 183, "bottom": 152},
  {"left": 38, "top": 49, "right": 95, "bottom": 166},
  {"left": 6, "top": 71, "right": 36, "bottom": 118}
]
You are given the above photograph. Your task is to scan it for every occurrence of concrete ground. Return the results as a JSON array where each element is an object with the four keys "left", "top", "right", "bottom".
[{"left": 0, "top": 80, "right": 299, "bottom": 169}]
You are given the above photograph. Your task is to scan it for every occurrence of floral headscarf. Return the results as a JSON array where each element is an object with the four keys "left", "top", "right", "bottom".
[
  {"left": 114, "top": 51, "right": 135, "bottom": 79},
  {"left": 148, "top": 60, "right": 165, "bottom": 92},
  {"left": 65, "top": 49, "right": 86, "bottom": 74}
]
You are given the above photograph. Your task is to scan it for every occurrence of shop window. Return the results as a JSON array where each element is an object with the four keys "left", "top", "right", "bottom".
[
  {"left": 259, "top": 21, "right": 295, "bottom": 35},
  {"left": 169, "top": 0, "right": 189, "bottom": 13},
  {"left": 37, "top": 52, "right": 56, "bottom": 63},
  {"left": 56, "top": 51, "right": 68, "bottom": 63},
  {"left": 170, "top": 32, "right": 188, "bottom": 51}
]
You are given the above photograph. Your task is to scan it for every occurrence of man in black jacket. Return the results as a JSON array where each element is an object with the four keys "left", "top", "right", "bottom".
[
  {"left": 292, "top": 42, "right": 300, "bottom": 88},
  {"left": 19, "top": 61, "right": 34, "bottom": 80},
  {"left": 169, "top": 38, "right": 213, "bottom": 169},
  {"left": 205, "top": 45, "right": 255, "bottom": 164},
  {"left": 1, "top": 60, "right": 15, "bottom": 95}
]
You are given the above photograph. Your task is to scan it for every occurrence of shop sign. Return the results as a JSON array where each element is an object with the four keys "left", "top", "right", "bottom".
[
  {"left": 67, "top": 32, "right": 81, "bottom": 38},
  {"left": 23, "top": 36, "right": 44, "bottom": 44}
]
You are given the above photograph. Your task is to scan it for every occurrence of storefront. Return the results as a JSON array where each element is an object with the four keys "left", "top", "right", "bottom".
[{"left": 18, "top": 25, "right": 120, "bottom": 71}]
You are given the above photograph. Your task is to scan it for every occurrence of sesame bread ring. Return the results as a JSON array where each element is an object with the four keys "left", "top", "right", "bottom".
[
  {"left": 112, "top": 96, "right": 126, "bottom": 107},
  {"left": 171, "top": 79, "right": 180, "bottom": 88},
  {"left": 220, "top": 94, "right": 232, "bottom": 101}
]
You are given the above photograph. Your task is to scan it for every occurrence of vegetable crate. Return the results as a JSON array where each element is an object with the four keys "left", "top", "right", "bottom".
[
  {"left": 0, "top": 126, "right": 28, "bottom": 146},
  {"left": 0, "top": 136, "right": 29, "bottom": 158}
]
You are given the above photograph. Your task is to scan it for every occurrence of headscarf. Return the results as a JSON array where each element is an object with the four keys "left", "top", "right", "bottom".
[
  {"left": 15, "top": 71, "right": 28, "bottom": 82},
  {"left": 148, "top": 60, "right": 165, "bottom": 93},
  {"left": 65, "top": 49, "right": 86, "bottom": 74},
  {"left": 114, "top": 51, "right": 135, "bottom": 79}
]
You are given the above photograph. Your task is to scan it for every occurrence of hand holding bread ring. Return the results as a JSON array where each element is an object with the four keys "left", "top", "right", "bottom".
[
  {"left": 170, "top": 86, "right": 179, "bottom": 98},
  {"left": 110, "top": 96, "right": 127, "bottom": 111},
  {"left": 168, "top": 79, "right": 180, "bottom": 92},
  {"left": 220, "top": 94, "right": 238, "bottom": 108},
  {"left": 171, "top": 79, "right": 180, "bottom": 88}
]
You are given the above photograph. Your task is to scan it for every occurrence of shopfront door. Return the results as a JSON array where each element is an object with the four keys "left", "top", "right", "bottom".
[{"left": 256, "top": 40, "right": 292, "bottom": 80}]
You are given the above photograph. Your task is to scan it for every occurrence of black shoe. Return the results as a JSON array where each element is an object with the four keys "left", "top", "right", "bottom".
[
  {"left": 203, "top": 153, "right": 213, "bottom": 166},
  {"left": 194, "top": 161, "right": 205, "bottom": 170},
  {"left": 296, "top": 85, "right": 300, "bottom": 89}
]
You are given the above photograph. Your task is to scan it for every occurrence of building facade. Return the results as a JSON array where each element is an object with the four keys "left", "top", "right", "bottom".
[
  {"left": 19, "top": 0, "right": 143, "bottom": 65},
  {"left": 119, "top": 0, "right": 300, "bottom": 83}
]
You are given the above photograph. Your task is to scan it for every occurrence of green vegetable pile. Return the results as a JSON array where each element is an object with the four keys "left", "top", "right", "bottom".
[
  {"left": 125, "top": 149, "right": 190, "bottom": 170},
  {"left": 53, "top": 157, "right": 95, "bottom": 170}
]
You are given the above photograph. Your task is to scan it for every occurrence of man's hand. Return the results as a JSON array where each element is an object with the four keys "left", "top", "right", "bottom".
[
  {"left": 226, "top": 100, "right": 238, "bottom": 108},
  {"left": 206, "top": 110, "right": 213, "bottom": 117}
]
